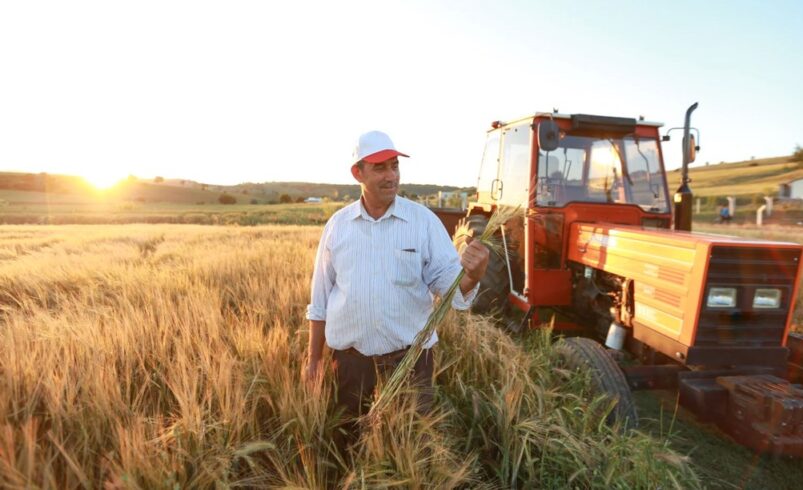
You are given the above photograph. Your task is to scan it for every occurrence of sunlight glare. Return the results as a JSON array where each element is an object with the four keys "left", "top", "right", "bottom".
[
  {"left": 84, "top": 171, "right": 124, "bottom": 190},
  {"left": 590, "top": 144, "right": 617, "bottom": 168}
]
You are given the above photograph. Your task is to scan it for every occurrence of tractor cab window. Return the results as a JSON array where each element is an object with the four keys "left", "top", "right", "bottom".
[
  {"left": 623, "top": 137, "right": 668, "bottom": 213},
  {"left": 536, "top": 134, "right": 669, "bottom": 213},
  {"left": 536, "top": 141, "right": 588, "bottom": 206},
  {"left": 477, "top": 132, "right": 501, "bottom": 202},
  {"left": 587, "top": 140, "right": 625, "bottom": 203},
  {"left": 498, "top": 124, "right": 531, "bottom": 207}
]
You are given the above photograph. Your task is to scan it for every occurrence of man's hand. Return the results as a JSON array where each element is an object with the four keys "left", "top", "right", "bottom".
[
  {"left": 303, "top": 359, "right": 322, "bottom": 387},
  {"left": 460, "top": 238, "right": 490, "bottom": 281}
]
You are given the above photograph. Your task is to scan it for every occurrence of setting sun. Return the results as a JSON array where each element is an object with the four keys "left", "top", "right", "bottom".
[{"left": 83, "top": 171, "right": 124, "bottom": 190}]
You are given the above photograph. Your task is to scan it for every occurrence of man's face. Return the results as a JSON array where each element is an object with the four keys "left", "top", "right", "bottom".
[{"left": 352, "top": 157, "right": 400, "bottom": 207}]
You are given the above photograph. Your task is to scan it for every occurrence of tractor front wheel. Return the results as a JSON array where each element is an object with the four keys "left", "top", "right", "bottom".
[{"left": 555, "top": 337, "right": 639, "bottom": 430}]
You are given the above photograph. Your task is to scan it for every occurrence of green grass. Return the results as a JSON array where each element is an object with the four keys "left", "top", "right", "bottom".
[{"left": 635, "top": 391, "right": 803, "bottom": 490}]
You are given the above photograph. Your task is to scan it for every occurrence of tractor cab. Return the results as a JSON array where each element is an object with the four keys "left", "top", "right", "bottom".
[
  {"left": 474, "top": 113, "right": 673, "bottom": 314},
  {"left": 477, "top": 113, "right": 670, "bottom": 212}
]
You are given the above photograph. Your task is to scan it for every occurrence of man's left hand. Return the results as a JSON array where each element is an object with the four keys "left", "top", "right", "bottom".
[{"left": 461, "top": 239, "right": 490, "bottom": 281}]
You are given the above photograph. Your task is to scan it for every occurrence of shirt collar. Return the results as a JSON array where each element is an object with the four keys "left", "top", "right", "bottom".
[{"left": 349, "top": 196, "right": 411, "bottom": 223}]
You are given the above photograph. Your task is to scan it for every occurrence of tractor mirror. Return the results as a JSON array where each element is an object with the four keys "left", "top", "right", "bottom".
[
  {"left": 538, "top": 120, "right": 560, "bottom": 152},
  {"left": 687, "top": 134, "right": 697, "bottom": 163}
]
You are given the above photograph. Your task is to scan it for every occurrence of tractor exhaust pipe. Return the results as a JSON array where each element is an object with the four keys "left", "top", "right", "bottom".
[{"left": 673, "top": 102, "right": 698, "bottom": 232}]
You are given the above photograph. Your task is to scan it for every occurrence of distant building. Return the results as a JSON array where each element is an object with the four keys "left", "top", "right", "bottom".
[
  {"left": 304, "top": 197, "right": 322, "bottom": 203},
  {"left": 779, "top": 179, "right": 803, "bottom": 200}
]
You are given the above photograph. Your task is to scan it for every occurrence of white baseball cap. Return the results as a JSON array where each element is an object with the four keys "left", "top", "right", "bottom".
[{"left": 352, "top": 130, "right": 409, "bottom": 166}]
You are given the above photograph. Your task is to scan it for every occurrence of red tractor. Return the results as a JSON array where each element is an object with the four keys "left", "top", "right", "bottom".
[{"left": 437, "top": 104, "right": 803, "bottom": 455}]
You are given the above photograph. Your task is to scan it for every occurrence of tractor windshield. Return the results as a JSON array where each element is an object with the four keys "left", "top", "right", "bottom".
[{"left": 536, "top": 135, "right": 669, "bottom": 213}]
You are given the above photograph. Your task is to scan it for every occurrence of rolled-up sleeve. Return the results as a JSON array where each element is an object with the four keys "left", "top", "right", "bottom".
[
  {"left": 451, "top": 279, "right": 479, "bottom": 309},
  {"left": 306, "top": 222, "right": 335, "bottom": 321},
  {"left": 423, "top": 215, "right": 479, "bottom": 311}
]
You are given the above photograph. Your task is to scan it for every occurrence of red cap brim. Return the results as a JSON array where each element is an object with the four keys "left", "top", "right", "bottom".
[{"left": 362, "top": 149, "right": 409, "bottom": 164}]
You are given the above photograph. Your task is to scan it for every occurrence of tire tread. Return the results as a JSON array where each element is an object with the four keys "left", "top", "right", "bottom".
[{"left": 556, "top": 337, "right": 638, "bottom": 429}]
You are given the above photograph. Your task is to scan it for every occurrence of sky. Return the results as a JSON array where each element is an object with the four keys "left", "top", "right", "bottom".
[{"left": 1, "top": 0, "right": 802, "bottom": 188}]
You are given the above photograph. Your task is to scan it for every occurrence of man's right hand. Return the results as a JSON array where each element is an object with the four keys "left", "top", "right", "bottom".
[{"left": 303, "top": 359, "right": 322, "bottom": 386}]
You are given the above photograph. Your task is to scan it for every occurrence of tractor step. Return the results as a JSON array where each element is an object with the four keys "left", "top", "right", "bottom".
[{"left": 680, "top": 374, "right": 803, "bottom": 456}]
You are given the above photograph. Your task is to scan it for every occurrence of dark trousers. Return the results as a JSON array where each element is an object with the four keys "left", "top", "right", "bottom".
[{"left": 332, "top": 347, "right": 434, "bottom": 451}]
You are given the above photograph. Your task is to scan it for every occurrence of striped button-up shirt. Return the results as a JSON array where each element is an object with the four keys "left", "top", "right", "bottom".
[{"left": 306, "top": 196, "right": 478, "bottom": 356}]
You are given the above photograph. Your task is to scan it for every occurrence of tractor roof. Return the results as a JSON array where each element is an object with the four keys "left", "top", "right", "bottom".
[
  {"left": 491, "top": 113, "right": 664, "bottom": 130},
  {"left": 536, "top": 112, "right": 663, "bottom": 127}
]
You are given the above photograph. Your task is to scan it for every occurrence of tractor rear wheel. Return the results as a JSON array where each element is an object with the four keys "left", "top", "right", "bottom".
[
  {"left": 555, "top": 337, "right": 638, "bottom": 430},
  {"left": 453, "top": 214, "right": 509, "bottom": 315}
]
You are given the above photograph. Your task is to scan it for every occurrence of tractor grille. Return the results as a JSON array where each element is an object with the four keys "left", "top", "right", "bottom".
[{"left": 696, "top": 246, "right": 801, "bottom": 347}]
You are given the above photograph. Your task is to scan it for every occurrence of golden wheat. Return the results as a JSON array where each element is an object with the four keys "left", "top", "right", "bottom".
[{"left": 0, "top": 224, "right": 699, "bottom": 488}]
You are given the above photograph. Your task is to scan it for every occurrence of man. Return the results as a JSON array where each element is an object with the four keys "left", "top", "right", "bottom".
[
  {"left": 719, "top": 205, "right": 732, "bottom": 223},
  {"left": 304, "top": 130, "right": 490, "bottom": 434}
]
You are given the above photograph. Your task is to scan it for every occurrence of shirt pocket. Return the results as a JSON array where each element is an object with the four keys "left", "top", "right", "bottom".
[{"left": 393, "top": 249, "right": 422, "bottom": 287}]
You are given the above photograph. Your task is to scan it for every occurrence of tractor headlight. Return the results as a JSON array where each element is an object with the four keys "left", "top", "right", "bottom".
[
  {"left": 753, "top": 288, "right": 781, "bottom": 309},
  {"left": 707, "top": 287, "right": 737, "bottom": 308}
]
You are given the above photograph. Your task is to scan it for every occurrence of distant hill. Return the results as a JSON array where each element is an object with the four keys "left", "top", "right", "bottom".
[
  {"left": 667, "top": 155, "right": 800, "bottom": 198},
  {"left": 666, "top": 154, "right": 803, "bottom": 223},
  {"left": 0, "top": 172, "right": 472, "bottom": 205}
]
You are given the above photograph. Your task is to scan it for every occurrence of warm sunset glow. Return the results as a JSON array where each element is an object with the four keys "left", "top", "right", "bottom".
[{"left": 83, "top": 171, "right": 124, "bottom": 190}]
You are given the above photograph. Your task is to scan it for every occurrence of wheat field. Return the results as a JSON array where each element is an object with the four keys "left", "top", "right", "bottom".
[{"left": 0, "top": 224, "right": 699, "bottom": 488}]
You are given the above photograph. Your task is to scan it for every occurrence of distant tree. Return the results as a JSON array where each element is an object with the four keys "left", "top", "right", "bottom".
[
  {"left": 154, "top": 176, "right": 164, "bottom": 183},
  {"left": 180, "top": 180, "right": 186, "bottom": 186},
  {"left": 201, "top": 183, "right": 208, "bottom": 191},
  {"left": 242, "top": 189, "right": 249, "bottom": 195},
  {"left": 218, "top": 193, "right": 237, "bottom": 205},
  {"left": 296, "top": 196, "right": 305, "bottom": 203},
  {"left": 279, "top": 193, "right": 293, "bottom": 204},
  {"left": 794, "top": 145, "right": 803, "bottom": 163},
  {"left": 250, "top": 198, "right": 259, "bottom": 205}
]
